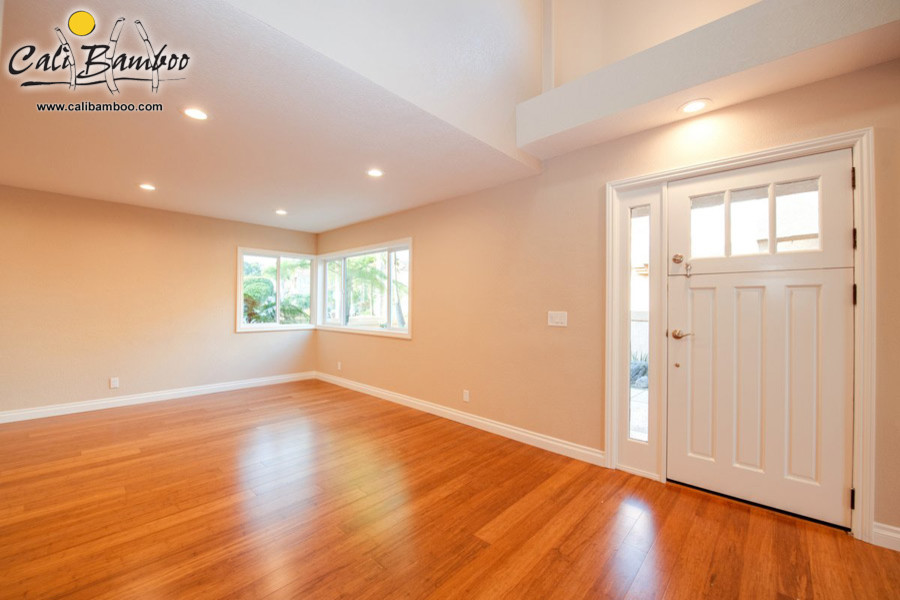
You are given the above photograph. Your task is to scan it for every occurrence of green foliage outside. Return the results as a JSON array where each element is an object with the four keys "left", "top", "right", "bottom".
[
  {"left": 242, "top": 257, "right": 311, "bottom": 325},
  {"left": 345, "top": 254, "right": 386, "bottom": 322},
  {"left": 343, "top": 253, "right": 408, "bottom": 328},
  {"left": 243, "top": 276, "right": 277, "bottom": 323}
]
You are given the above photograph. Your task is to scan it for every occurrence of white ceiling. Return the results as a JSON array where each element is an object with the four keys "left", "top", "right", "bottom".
[
  {"left": 2, "top": 1, "right": 898, "bottom": 234},
  {"left": 222, "top": 0, "right": 544, "bottom": 169},
  {"left": 0, "top": 0, "right": 539, "bottom": 233}
]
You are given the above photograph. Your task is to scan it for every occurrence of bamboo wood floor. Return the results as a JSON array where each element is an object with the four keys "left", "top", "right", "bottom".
[{"left": 1, "top": 380, "right": 898, "bottom": 599}]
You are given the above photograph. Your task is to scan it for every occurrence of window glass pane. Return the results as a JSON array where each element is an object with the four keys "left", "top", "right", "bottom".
[
  {"left": 776, "top": 179, "right": 820, "bottom": 252},
  {"left": 325, "top": 260, "right": 343, "bottom": 324},
  {"left": 242, "top": 255, "right": 277, "bottom": 325},
  {"left": 730, "top": 187, "right": 769, "bottom": 256},
  {"left": 346, "top": 251, "right": 388, "bottom": 328},
  {"left": 279, "top": 258, "right": 311, "bottom": 325},
  {"left": 629, "top": 206, "right": 650, "bottom": 442},
  {"left": 390, "top": 249, "right": 410, "bottom": 330},
  {"left": 691, "top": 192, "right": 725, "bottom": 258}
]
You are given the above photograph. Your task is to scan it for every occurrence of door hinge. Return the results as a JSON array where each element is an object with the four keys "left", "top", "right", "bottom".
[
  {"left": 853, "top": 228, "right": 858, "bottom": 250},
  {"left": 853, "top": 284, "right": 858, "bottom": 305},
  {"left": 850, "top": 488, "right": 856, "bottom": 510},
  {"left": 851, "top": 167, "right": 856, "bottom": 189}
]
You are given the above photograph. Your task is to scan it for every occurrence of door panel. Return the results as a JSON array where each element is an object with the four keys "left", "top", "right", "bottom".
[
  {"left": 687, "top": 286, "right": 716, "bottom": 460},
  {"left": 667, "top": 269, "right": 853, "bottom": 526},
  {"left": 786, "top": 284, "right": 822, "bottom": 483},
  {"left": 734, "top": 286, "right": 764, "bottom": 471}
]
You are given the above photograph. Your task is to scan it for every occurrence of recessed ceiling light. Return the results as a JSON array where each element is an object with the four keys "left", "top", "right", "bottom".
[
  {"left": 139, "top": 183, "right": 156, "bottom": 191},
  {"left": 367, "top": 168, "right": 384, "bottom": 178},
  {"left": 275, "top": 209, "right": 288, "bottom": 216},
  {"left": 183, "top": 108, "right": 208, "bottom": 120},
  {"left": 679, "top": 99, "right": 711, "bottom": 114}
]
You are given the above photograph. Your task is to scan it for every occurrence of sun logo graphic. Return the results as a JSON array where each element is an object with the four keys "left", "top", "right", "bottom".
[
  {"left": 68, "top": 11, "right": 97, "bottom": 36},
  {"left": 7, "top": 10, "right": 191, "bottom": 94}
]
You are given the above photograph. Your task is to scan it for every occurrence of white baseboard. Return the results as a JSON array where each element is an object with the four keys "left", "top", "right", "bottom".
[
  {"left": 315, "top": 372, "right": 606, "bottom": 467},
  {"left": 616, "top": 463, "right": 664, "bottom": 482},
  {"left": 873, "top": 522, "right": 900, "bottom": 552},
  {"left": 0, "top": 372, "right": 317, "bottom": 424}
]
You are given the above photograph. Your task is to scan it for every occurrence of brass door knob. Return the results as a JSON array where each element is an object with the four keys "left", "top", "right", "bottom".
[{"left": 672, "top": 329, "right": 694, "bottom": 340}]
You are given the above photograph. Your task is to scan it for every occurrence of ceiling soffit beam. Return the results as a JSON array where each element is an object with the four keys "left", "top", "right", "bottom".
[{"left": 517, "top": 0, "right": 900, "bottom": 159}]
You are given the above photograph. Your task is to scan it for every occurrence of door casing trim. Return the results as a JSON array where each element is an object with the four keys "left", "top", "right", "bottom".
[{"left": 604, "top": 128, "right": 877, "bottom": 544}]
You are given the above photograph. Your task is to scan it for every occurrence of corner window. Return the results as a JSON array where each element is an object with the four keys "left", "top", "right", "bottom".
[
  {"left": 318, "top": 239, "right": 411, "bottom": 338},
  {"left": 237, "top": 248, "right": 314, "bottom": 332}
]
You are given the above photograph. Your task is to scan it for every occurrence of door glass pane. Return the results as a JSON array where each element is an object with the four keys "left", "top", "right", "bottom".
[
  {"left": 242, "top": 255, "right": 277, "bottom": 325},
  {"left": 345, "top": 251, "right": 389, "bottom": 328},
  {"left": 279, "top": 257, "right": 311, "bottom": 325},
  {"left": 730, "top": 187, "right": 769, "bottom": 256},
  {"left": 776, "top": 179, "right": 820, "bottom": 252},
  {"left": 390, "top": 249, "right": 410, "bottom": 329},
  {"left": 630, "top": 206, "right": 650, "bottom": 442},
  {"left": 691, "top": 192, "right": 725, "bottom": 258},
  {"left": 325, "top": 260, "right": 342, "bottom": 324}
]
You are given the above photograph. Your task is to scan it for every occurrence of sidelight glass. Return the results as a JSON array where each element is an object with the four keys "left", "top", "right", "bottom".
[{"left": 629, "top": 206, "right": 650, "bottom": 442}]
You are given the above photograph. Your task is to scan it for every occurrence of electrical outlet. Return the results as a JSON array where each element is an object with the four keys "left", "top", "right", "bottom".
[
  {"left": 463, "top": 389, "right": 470, "bottom": 403},
  {"left": 109, "top": 377, "right": 119, "bottom": 390},
  {"left": 337, "top": 361, "right": 342, "bottom": 372}
]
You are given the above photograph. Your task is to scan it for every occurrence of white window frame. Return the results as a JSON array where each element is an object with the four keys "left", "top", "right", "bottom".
[
  {"left": 236, "top": 247, "right": 316, "bottom": 333},
  {"left": 316, "top": 238, "right": 412, "bottom": 339}
]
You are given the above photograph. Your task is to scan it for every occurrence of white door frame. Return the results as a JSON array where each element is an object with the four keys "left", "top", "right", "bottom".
[{"left": 604, "top": 128, "right": 877, "bottom": 543}]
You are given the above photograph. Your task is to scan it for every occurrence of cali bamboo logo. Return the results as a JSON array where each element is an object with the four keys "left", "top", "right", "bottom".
[{"left": 7, "top": 10, "right": 190, "bottom": 94}]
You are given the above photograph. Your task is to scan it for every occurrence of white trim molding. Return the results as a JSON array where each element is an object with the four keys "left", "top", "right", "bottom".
[
  {"left": 851, "top": 129, "right": 878, "bottom": 545},
  {"left": 316, "top": 372, "right": 606, "bottom": 467},
  {"left": 0, "top": 372, "right": 317, "bottom": 424},
  {"left": 605, "top": 129, "right": 878, "bottom": 545},
  {"left": 872, "top": 523, "right": 900, "bottom": 552}
]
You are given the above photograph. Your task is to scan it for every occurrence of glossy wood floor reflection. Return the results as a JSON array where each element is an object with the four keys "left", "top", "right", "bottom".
[{"left": 1, "top": 381, "right": 898, "bottom": 599}]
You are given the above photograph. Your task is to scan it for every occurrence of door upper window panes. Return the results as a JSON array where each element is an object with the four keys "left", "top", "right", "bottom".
[
  {"left": 691, "top": 192, "right": 725, "bottom": 258},
  {"left": 730, "top": 187, "right": 769, "bottom": 256},
  {"left": 776, "top": 179, "right": 820, "bottom": 252}
]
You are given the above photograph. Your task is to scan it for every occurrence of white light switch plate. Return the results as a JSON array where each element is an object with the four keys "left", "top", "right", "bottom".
[{"left": 548, "top": 311, "right": 568, "bottom": 327}]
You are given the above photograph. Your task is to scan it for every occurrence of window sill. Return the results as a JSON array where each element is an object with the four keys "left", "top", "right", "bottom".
[
  {"left": 316, "top": 325, "right": 411, "bottom": 340},
  {"left": 236, "top": 324, "right": 316, "bottom": 333}
]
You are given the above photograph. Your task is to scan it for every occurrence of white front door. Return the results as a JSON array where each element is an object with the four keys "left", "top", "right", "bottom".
[{"left": 666, "top": 149, "right": 854, "bottom": 526}]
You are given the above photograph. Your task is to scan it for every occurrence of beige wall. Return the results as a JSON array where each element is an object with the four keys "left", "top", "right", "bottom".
[
  {"left": 1, "top": 59, "right": 897, "bottom": 527},
  {"left": 0, "top": 188, "right": 317, "bottom": 411},
  {"left": 553, "top": 0, "right": 759, "bottom": 85},
  {"left": 317, "top": 59, "right": 900, "bottom": 526}
]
